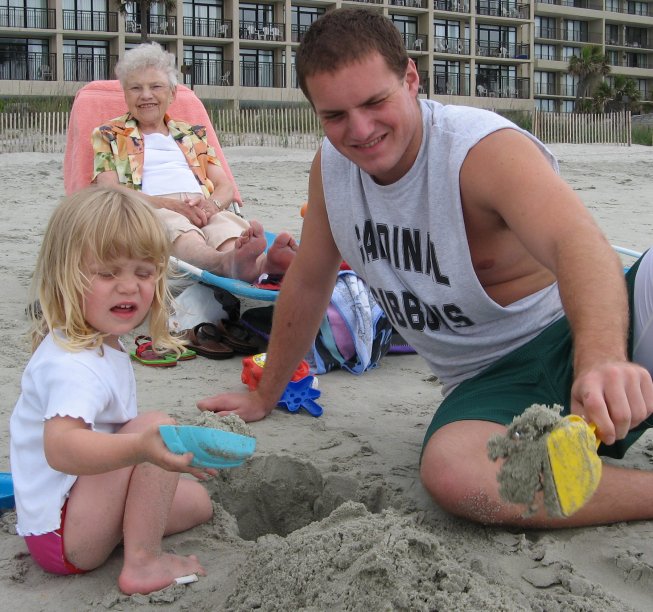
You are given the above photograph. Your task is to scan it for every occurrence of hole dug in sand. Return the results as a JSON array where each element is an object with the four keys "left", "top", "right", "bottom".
[{"left": 206, "top": 453, "right": 380, "bottom": 540}]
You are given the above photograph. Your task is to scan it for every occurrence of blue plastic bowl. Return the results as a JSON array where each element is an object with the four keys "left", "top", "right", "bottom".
[
  {"left": 159, "top": 425, "right": 256, "bottom": 469},
  {"left": 0, "top": 472, "right": 15, "bottom": 510}
]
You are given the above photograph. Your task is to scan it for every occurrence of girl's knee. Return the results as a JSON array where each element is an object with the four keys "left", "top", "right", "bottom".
[{"left": 119, "top": 411, "right": 173, "bottom": 433}]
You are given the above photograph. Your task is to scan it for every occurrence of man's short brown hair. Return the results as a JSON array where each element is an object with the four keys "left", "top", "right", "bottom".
[{"left": 296, "top": 9, "right": 409, "bottom": 103}]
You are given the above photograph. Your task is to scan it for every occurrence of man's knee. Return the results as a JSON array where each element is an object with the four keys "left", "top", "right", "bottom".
[{"left": 420, "top": 421, "right": 508, "bottom": 522}]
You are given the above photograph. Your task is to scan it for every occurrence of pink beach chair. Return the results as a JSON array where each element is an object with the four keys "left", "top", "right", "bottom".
[{"left": 63, "top": 80, "right": 279, "bottom": 301}]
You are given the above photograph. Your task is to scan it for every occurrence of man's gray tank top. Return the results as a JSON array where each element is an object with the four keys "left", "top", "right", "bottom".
[{"left": 321, "top": 99, "right": 564, "bottom": 395}]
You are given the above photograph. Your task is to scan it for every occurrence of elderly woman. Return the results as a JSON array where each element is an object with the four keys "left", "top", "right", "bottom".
[{"left": 92, "top": 43, "right": 296, "bottom": 282}]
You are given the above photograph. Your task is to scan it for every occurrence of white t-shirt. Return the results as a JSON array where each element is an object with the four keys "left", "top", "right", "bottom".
[
  {"left": 9, "top": 332, "right": 137, "bottom": 536},
  {"left": 141, "top": 132, "right": 203, "bottom": 196}
]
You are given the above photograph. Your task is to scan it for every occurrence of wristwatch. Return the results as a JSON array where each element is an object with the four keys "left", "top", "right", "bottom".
[{"left": 211, "top": 198, "right": 222, "bottom": 211}]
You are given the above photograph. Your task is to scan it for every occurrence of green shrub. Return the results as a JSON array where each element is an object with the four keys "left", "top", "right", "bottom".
[{"left": 631, "top": 124, "right": 653, "bottom": 146}]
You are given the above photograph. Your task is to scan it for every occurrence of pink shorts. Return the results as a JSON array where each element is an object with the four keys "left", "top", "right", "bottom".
[{"left": 23, "top": 500, "right": 87, "bottom": 575}]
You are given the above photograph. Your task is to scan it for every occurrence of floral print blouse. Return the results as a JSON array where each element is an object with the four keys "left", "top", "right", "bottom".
[{"left": 91, "top": 113, "right": 220, "bottom": 197}]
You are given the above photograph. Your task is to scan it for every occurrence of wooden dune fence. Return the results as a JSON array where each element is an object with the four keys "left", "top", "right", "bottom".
[
  {"left": 0, "top": 107, "right": 323, "bottom": 153},
  {"left": 533, "top": 110, "right": 632, "bottom": 146},
  {"left": 0, "top": 112, "right": 69, "bottom": 153}
]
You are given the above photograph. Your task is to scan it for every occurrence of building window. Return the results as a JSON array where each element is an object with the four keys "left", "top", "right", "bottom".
[
  {"left": 63, "top": 38, "right": 110, "bottom": 81},
  {"left": 536, "top": 98, "right": 556, "bottom": 111},
  {"left": 183, "top": 0, "right": 223, "bottom": 37},
  {"left": 627, "top": 1, "right": 648, "bottom": 15},
  {"left": 392, "top": 14, "right": 418, "bottom": 50},
  {"left": 564, "top": 19, "right": 587, "bottom": 43},
  {"left": 240, "top": 47, "right": 274, "bottom": 87},
  {"left": 183, "top": 44, "right": 224, "bottom": 86},
  {"left": 561, "top": 99, "right": 575, "bottom": 112},
  {"left": 535, "top": 16, "right": 556, "bottom": 39},
  {"left": 562, "top": 46, "right": 580, "bottom": 60},
  {"left": 239, "top": 2, "right": 273, "bottom": 31},
  {"left": 535, "top": 44, "right": 556, "bottom": 60},
  {"left": 562, "top": 73, "right": 578, "bottom": 96},
  {"left": 534, "top": 70, "right": 555, "bottom": 95},
  {"left": 0, "top": 36, "right": 49, "bottom": 80},
  {"left": 0, "top": 0, "right": 50, "bottom": 28},
  {"left": 434, "top": 59, "right": 461, "bottom": 94},
  {"left": 292, "top": 5, "right": 323, "bottom": 44}
]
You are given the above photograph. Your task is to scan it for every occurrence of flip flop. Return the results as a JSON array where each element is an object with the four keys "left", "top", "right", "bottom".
[
  {"left": 135, "top": 335, "right": 197, "bottom": 361},
  {"left": 217, "top": 320, "right": 268, "bottom": 354},
  {"left": 254, "top": 273, "right": 284, "bottom": 290},
  {"left": 130, "top": 337, "right": 179, "bottom": 367},
  {"left": 181, "top": 322, "right": 235, "bottom": 360}
]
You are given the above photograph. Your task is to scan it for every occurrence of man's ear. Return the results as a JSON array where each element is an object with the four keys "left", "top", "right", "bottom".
[{"left": 405, "top": 59, "right": 420, "bottom": 95}]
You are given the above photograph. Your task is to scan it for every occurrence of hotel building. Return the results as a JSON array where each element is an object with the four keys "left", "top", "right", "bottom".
[{"left": 0, "top": 0, "right": 651, "bottom": 111}]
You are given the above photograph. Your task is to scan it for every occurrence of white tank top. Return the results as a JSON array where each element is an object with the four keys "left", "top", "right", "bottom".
[
  {"left": 321, "top": 100, "right": 564, "bottom": 395},
  {"left": 141, "top": 132, "right": 203, "bottom": 195}
]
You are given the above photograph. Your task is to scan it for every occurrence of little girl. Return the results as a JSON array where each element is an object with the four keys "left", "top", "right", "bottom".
[{"left": 9, "top": 186, "right": 214, "bottom": 595}]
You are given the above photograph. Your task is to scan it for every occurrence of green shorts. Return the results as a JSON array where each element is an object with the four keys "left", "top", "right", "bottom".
[{"left": 423, "top": 257, "right": 647, "bottom": 460}]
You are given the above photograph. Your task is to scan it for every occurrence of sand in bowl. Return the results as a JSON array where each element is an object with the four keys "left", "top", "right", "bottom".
[{"left": 487, "top": 404, "right": 566, "bottom": 517}]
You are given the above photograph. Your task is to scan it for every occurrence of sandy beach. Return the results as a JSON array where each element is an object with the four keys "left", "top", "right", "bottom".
[{"left": 1, "top": 143, "right": 652, "bottom": 611}]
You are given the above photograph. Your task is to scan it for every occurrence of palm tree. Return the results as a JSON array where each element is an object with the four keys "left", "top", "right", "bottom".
[
  {"left": 591, "top": 81, "right": 613, "bottom": 113},
  {"left": 568, "top": 45, "right": 611, "bottom": 112},
  {"left": 593, "top": 75, "right": 642, "bottom": 113},
  {"left": 118, "top": 0, "right": 176, "bottom": 42},
  {"left": 610, "top": 74, "right": 641, "bottom": 113}
]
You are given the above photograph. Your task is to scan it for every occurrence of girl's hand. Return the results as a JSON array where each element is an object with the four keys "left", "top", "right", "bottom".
[{"left": 141, "top": 423, "right": 216, "bottom": 481}]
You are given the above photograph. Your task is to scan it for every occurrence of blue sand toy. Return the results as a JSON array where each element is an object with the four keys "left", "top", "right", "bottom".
[
  {"left": 159, "top": 425, "right": 256, "bottom": 469},
  {"left": 0, "top": 473, "right": 15, "bottom": 511},
  {"left": 278, "top": 376, "right": 323, "bottom": 417}
]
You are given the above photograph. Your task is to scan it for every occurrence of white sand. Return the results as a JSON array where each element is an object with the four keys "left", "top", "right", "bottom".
[{"left": 1, "top": 144, "right": 653, "bottom": 611}]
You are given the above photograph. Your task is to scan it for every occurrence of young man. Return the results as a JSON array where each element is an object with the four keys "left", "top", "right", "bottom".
[{"left": 199, "top": 8, "right": 653, "bottom": 528}]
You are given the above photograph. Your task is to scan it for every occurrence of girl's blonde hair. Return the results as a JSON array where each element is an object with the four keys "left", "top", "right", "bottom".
[{"left": 30, "top": 186, "right": 183, "bottom": 355}]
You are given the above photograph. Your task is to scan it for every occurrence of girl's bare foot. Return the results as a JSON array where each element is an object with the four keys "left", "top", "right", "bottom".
[{"left": 118, "top": 552, "right": 206, "bottom": 595}]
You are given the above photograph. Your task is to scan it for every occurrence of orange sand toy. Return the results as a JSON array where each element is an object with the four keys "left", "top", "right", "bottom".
[{"left": 242, "top": 353, "right": 310, "bottom": 391}]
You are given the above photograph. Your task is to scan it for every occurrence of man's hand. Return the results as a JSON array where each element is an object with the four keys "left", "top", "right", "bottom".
[
  {"left": 158, "top": 196, "right": 209, "bottom": 227},
  {"left": 197, "top": 391, "right": 274, "bottom": 423},
  {"left": 571, "top": 360, "right": 653, "bottom": 445}
]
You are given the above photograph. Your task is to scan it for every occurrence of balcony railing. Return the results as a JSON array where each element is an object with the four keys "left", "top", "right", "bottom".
[
  {"left": 62, "top": 10, "right": 118, "bottom": 32},
  {"left": 405, "top": 33, "right": 428, "bottom": 51},
  {"left": 434, "top": 0, "right": 470, "bottom": 12},
  {"left": 476, "top": 2, "right": 529, "bottom": 17},
  {"left": 389, "top": 0, "right": 426, "bottom": 7},
  {"left": 240, "top": 61, "right": 286, "bottom": 87},
  {"left": 434, "top": 73, "right": 472, "bottom": 96},
  {"left": 476, "top": 42, "right": 530, "bottom": 58},
  {"left": 536, "top": 0, "right": 602, "bottom": 8},
  {"left": 181, "top": 60, "right": 286, "bottom": 88},
  {"left": 476, "top": 76, "right": 530, "bottom": 98},
  {"left": 239, "top": 21, "right": 284, "bottom": 41},
  {"left": 535, "top": 27, "right": 602, "bottom": 44},
  {"left": 612, "top": 54, "right": 649, "bottom": 68},
  {"left": 534, "top": 82, "right": 559, "bottom": 96},
  {"left": 417, "top": 71, "right": 430, "bottom": 93},
  {"left": 0, "top": 6, "right": 55, "bottom": 29},
  {"left": 183, "top": 17, "right": 231, "bottom": 38},
  {"left": 181, "top": 59, "right": 233, "bottom": 87},
  {"left": 63, "top": 53, "right": 118, "bottom": 81},
  {"left": 149, "top": 15, "right": 176, "bottom": 35},
  {"left": 0, "top": 52, "right": 56, "bottom": 80},
  {"left": 605, "top": 3, "right": 652, "bottom": 16},
  {"left": 291, "top": 24, "right": 311, "bottom": 43},
  {"left": 434, "top": 37, "right": 470, "bottom": 54}
]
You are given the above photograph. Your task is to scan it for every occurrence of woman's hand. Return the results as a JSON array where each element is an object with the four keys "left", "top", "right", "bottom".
[{"left": 185, "top": 195, "right": 226, "bottom": 224}]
